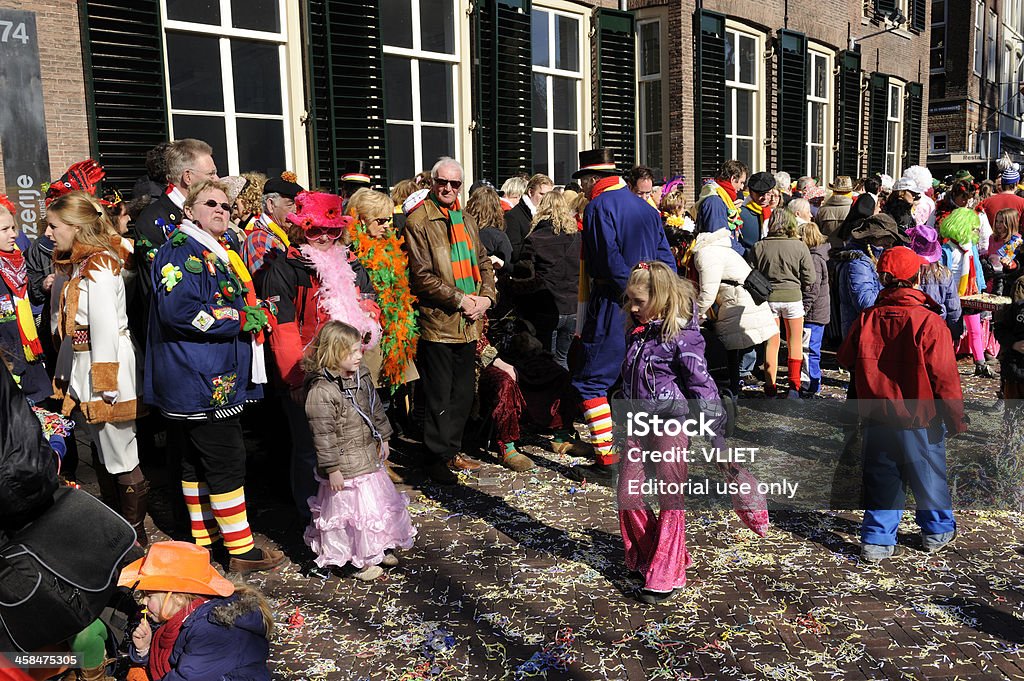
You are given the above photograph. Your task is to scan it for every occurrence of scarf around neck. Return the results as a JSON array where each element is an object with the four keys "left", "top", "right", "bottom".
[
  {"left": 178, "top": 221, "right": 267, "bottom": 383},
  {"left": 429, "top": 193, "right": 480, "bottom": 296},
  {"left": 148, "top": 597, "right": 208, "bottom": 680},
  {"left": 0, "top": 248, "right": 42, "bottom": 361},
  {"left": 298, "top": 242, "right": 382, "bottom": 349},
  {"left": 256, "top": 213, "right": 290, "bottom": 249}
]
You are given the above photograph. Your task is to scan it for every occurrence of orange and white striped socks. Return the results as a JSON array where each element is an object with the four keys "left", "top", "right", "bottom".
[
  {"left": 582, "top": 397, "right": 617, "bottom": 465},
  {"left": 210, "top": 487, "right": 256, "bottom": 556},
  {"left": 182, "top": 480, "right": 221, "bottom": 546}
]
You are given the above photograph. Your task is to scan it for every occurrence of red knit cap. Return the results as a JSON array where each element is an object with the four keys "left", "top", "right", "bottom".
[{"left": 876, "top": 246, "right": 927, "bottom": 281}]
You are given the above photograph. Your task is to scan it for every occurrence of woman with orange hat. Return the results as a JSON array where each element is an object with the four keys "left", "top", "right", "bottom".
[{"left": 119, "top": 541, "right": 274, "bottom": 680}]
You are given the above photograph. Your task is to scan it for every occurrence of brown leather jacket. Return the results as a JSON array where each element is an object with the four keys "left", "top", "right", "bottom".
[
  {"left": 303, "top": 367, "right": 393, "bottom": 480},
  {"left": 402, "top": 197, "right": 497, "bottom": 343}
]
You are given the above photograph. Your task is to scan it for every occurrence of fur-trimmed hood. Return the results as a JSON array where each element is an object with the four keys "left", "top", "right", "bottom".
[{"left": 208, "top": 589, "right": 273, "bottom": 639}]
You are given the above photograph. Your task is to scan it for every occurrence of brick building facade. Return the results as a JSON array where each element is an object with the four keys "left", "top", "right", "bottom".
[
  {"left": 927, "top": 0, "right": 1024, "bottom": 181},
  {"left": 631, "top": 0, "right": 930, "bottom": 194}
]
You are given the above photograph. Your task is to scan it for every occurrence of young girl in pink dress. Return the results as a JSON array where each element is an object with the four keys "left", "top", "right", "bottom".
[{"left": 303, "top": 321, "right": 416, "bottom": 580}]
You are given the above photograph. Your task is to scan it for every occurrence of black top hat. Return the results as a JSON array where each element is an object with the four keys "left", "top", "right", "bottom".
[
  {"left": 572, "top": 148, "right": 619, "bottom": 179},
  {"left": 341, "top": 160, "right": 372, "bottom": 185}
]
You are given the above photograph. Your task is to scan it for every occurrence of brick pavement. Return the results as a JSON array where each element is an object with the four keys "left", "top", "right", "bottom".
[{"left": 72, "top": 358, "right": 1024, "bottom": 680}]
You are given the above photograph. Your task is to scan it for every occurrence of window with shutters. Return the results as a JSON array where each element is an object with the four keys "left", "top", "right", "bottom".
[
  {"left": 531, "top": 5, "right": 584, "bottom": 183},
  {"left": 806, "top": 48, "right": 832, "bottom": 183},
  {"left": 931, "top": 0, "right": 945, "bottom": 72},
  {"left": 975, "top": 1, "right": 984, "bottom": 75},
  {"left": 724, "top": 24, "right": 764, "bottom": 171},
  {"left": 885, "top": 80, "right": 904, "bottom": 177},
  {"left": 637, "top": 19, "right": 665, "bottom": 174},
  {"left": 161, "top": 0, "right": 291, "bottom": 177},
  {"left": 381, "top": 0, "right": 460, "bottom": 186}
]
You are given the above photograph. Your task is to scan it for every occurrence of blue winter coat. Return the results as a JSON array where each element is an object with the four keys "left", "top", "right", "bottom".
[
  {"left": 574, "top": 185, "right": 675, "bottom": 400},
  {"left": 920, "top": 267, "right": 962, "bottom": 323},
  {"left": 737, "top": 203, "right": 764, "bottom": 257},
  {"left": 0, "top": 274, "right": 51, "bottom": 403},
  {"left": 130, "top": 593, "right": 271, "bottom": 681},
  {"left": 144, "top": 229, "right": 262, "bottom": 415},
  {"left": 833, "top": 243, "right": 882, "bottom": 340}
]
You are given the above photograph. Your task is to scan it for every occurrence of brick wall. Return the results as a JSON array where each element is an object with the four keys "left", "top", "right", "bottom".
[
  {"left": 0, "top": 1, "right": 90, "bottom": 190},
  {"left": 631, "top": 0, "right": 931, "bottom": 187}
]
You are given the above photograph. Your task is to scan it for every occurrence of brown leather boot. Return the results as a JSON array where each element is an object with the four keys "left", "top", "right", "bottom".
[{"left": 117, "top": 467, "right": 150, "bottom": 547}]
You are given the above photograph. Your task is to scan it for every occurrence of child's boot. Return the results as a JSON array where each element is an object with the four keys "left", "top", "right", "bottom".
[
  {"left": 381, "top": 550, "right": 399, "bottom": 567},
  {"left": 117, "top": 466, "right": 150, "bottom": 547}
]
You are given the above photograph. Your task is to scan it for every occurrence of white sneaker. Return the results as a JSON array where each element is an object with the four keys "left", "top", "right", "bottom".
[{"left": 381, "top": 551, "right": 399, "bottom": 567}]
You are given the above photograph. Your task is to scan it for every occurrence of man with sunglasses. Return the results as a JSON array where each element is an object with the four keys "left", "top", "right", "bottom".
[{"left": 403, "top": 157, "right": 496, "bottom": 484}]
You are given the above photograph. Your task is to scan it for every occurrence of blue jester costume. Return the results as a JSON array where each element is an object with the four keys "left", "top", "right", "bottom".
[{"left": 569, "top": 149, "right": 675, "bottom": 481}]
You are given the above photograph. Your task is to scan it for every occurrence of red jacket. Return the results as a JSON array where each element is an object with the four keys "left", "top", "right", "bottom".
[{"left": 838, "top": 286, "right": 966, "bottom": 433}]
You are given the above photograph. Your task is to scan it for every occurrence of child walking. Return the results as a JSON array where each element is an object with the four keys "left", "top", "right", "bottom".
[
  {"left": 618, "top": 262, "right": 768, "bottom": 605},
  {"left": 303, "top": 321, "right": 416, "bottom": 580}
]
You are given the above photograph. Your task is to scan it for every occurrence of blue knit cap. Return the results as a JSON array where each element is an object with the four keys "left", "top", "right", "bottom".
[{"left": 1002, "top": 164, "right": 1021, "bottom": 186}]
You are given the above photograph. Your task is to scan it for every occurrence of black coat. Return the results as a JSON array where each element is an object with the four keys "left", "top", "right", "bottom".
[
  {"left": 503, "top": 201, "right": 533, "bottom": 264},
  {"left": 518, "top": 221, "right": 580, "bottom": 315},
  {"left": 132, "top": 193, "right": 183, "bottom": 341},
  {"left": 479, "top": 227, "right": 513, "bottom": 275}
]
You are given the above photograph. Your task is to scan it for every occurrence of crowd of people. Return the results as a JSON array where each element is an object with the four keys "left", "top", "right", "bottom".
[{"left": 1, "top": 135, "right": 1021, "bottom": 677}]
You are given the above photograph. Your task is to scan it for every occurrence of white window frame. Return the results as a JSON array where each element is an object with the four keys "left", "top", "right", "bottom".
[
  {"left": 160, "top": 0, "right": 293, "bottom": 176},
  {"left": 531, "top": 3, "right": 586, "bottom": 181},
  {"left": 930, "top": 0, "right": 946, "bottom": 73},
  {"left": 929, "top": 132, "right": 948, "bottom": 153},
  {"left": 988, "top": 8, "right": 998, "bottom": 82},
  {"left": 636, "top": 15, "right": 668, "bottom": 174},
  {"left": 724, "top": 22, "right": 765, "bottom": 172},
  {"left": 975, "top": 0, "right": 985, "bottom": 75},
  {"left": 885, "top": 80, "right": 905, "bottom": 177},
  {"left": 381, "top": 0, "right": 461, "bottom": 179},
  {"left": 805, "top": 46, "right": 833, "bottom": 183}
]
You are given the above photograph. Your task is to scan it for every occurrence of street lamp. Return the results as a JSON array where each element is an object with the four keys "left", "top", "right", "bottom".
[{"left": 849, "top": 9, "right": 907, "bottom": 51}]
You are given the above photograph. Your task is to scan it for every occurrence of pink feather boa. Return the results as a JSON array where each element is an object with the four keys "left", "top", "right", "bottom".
[{"left": 299, "top": 243, "right": 381, "bottom": 349}]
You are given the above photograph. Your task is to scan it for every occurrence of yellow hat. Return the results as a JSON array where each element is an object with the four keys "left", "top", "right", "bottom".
[{"left": 118, "top": 541, "right": 234, "bottom": 597}]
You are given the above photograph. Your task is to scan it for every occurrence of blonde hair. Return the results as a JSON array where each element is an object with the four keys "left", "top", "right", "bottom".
[
  {"left": 303, "top": 321, "right": 362, "bottom": 374},
  {"left": 465, "top": 186, "right": 505, "bottom": 230},
  {"left": 527, "top": 174, "right": 554, "bottom": 194},
  {"left": 184, "top": 179, "right": 231, "bottom": 210},
  {"left": 624, "top": 261, "right": 696, "bottom": 342},
  {"left": 46, "top": 191, "right": 120, "bottom": 257},
  {"left": 237, "top": 172, "right": 267, "bottom": 217},
  {"left": 390, "top": 179, "right": 419, "bottom": 205},
  {"left": 532, "top": 190, "right": 576, "bottom": 235},
  {"left": 0, "top": 204, "right": 12, "bottom": 221},
  {"left": 500, "top": 176, "right": 527, "bottom": 200},
  {"left": 348, "top": 187, "right": 395, "bottom": 225},
  {"left": 994, "top": 207, "right": 1020, "bottom": 243},
  {"left": 149, "top": 582, "right": 274, "bottom": 640},
  {"left": 801, "top": 220, "right": 827, "bottom": 248},
  {"left": 570, "top": 192, "right": 589, "bottom": 217},
  {"left": 659, "top": 190, "right": 686, "bottom": 217}
]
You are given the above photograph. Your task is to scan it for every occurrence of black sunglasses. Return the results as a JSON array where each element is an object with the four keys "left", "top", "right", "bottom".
[
  {"left": 433, "top": 178, "right": 463, "bottom": 190},
  {"left": 202, "top": 199, "right": 232, "bottom": 212}
]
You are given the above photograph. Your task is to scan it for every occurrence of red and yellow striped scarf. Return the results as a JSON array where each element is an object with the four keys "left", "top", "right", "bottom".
[
  {"left": 430, "top": 194, "right": 480, "bottom": 296},
  {"left": 0, "top": 248, "right": 43, "bottom": 361}
]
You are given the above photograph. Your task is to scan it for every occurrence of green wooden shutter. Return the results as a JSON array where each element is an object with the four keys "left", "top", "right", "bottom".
[
  {"left": 594, "top": 8, "right": 636, "bottom": 167},
  {"left": 836, "top": 50, "right": 862, "bottom": 177},
  {"left": 874, "top": 0, "right": 897, "bottom": 17},
  {"left": 909, "top": 0, "right": 926, "bottom": 32},
  {"left": 472, "top": 0, "right": 531, "bottom": 183},
  {"left": 304, "top": 0, "right": 387, "bottom": 190},
  {"left": 903, "top": 82, "right": 923, "bottom": 166},
  {"left": 80, "top": 1, "right": 168, "bottom": 191},
  {"left": 867, "top": 73, "right": 889, "bottom": 175},
  {"left": 777, "top": 30, "right": 807, "bottom": 176},
  {"left": 695, "top": 10, "right": 726, "bottom": 181}
]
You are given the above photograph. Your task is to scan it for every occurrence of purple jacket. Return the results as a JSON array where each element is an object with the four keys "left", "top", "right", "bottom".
[{"left": 620, "top": 315, "right": 726, "bottom": 445}]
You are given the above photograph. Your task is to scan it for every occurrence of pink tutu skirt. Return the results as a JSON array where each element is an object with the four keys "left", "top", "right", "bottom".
[{"left": 304, "top": 468, "right": 417, "bottom": 569}]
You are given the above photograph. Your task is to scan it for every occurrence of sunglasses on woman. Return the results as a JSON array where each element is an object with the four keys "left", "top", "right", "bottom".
[
  {"left": 307, "top": 226, "right": 344, "bottom": 240},
  {"left": 202, "top": 199, "right": 232, "bottom": 212}
]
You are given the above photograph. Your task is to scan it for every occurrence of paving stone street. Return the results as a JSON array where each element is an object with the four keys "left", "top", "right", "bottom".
[{"left": 75, "top": 357, "right": 1024, "bottom": 680}]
